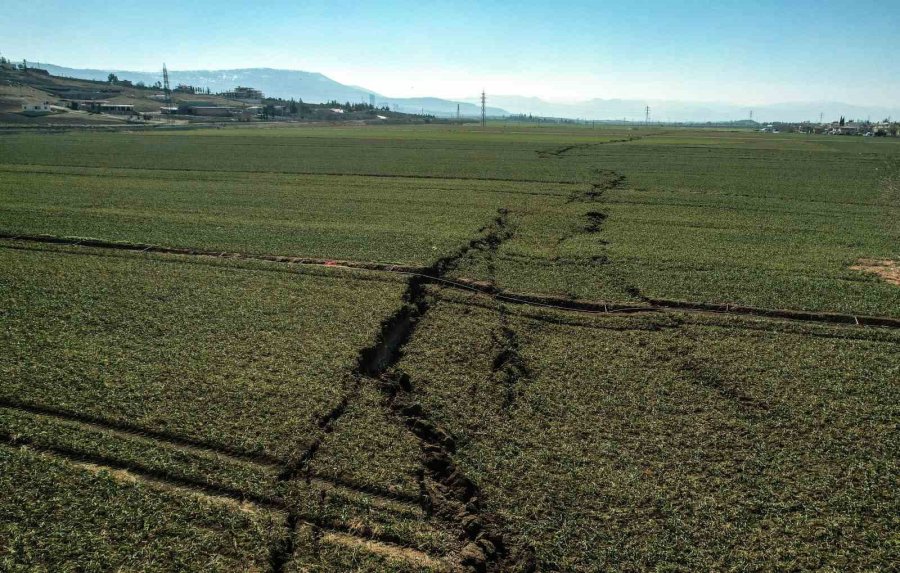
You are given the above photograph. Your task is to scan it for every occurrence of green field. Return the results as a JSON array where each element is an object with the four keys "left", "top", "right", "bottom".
[{"left": 1, "top": 124, "right": 898, "bottom": 571}]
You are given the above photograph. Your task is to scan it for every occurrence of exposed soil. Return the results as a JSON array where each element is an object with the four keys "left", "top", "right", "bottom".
[{"left": 850, "top": 259, "right": 900, "bottom": 286}]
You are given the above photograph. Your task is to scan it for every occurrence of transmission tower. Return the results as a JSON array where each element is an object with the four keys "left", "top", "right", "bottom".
[
  {"left": 162, "top": 63, "right": 172, "bottom": 105},
  {"left": 457, "top": 103, "right": 460, "bottom": 123},
  {"left": 481, "top": 90, "right": 486, "bottom": 128},
  {"left": 645, "top": 105, "right": 650, "bottom": 125},
  {"left": 749, "top": 109, "right": 753, "bottom": 121}
]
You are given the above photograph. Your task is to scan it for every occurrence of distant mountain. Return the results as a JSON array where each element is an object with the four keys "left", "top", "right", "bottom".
[
  {"left": 34, "top": 63, "right": 894, "bottom": 122},
  {"left": 38, "top": 64, "right": 508, "bottom": 118},
  {"left": 472, "top": 95, "right": 900, "bottom": 123}
]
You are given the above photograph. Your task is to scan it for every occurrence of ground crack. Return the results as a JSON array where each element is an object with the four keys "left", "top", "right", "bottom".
[
  {"left": 490, "top": 308, "right": 531, "bottom": 410},
  {"left": 535, "top": 136, "right": 642, "bottom": 159},
  {"left": 357, "top": 210, "right": 535, "bottom": 572}
]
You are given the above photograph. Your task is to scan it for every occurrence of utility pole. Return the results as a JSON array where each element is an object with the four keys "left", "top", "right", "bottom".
[
  {"left": 481, "top": 90, "right": 486, "bottom": 128},
  {"left": 162, "top": 63, "right": 171, "bottom": 106},
  {"left": 457, "top": 103, "right": 460, "bottom": 123}
]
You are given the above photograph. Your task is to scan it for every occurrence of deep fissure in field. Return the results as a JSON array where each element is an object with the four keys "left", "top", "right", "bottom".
[
  {"left": 490, "top": 308, "right": 531, "bottom": 410},
  {"left": 267, "top": 209, "right": 534, "bottom": 572},
  {"left": 536, "top": 137, "right": 642, "bottom": 159},
  {"left": 358, "top": 209, "right": 535, "bottom": 572}
]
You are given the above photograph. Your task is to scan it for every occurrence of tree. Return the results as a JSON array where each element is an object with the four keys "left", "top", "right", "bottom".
[
  {"left": 289, "top": 98, "right": 298, "bottom": 114},
  {"left": 108, "top": 73, "right": 119, "bottom": 84},
  {"left": 839, "top": 116, "right": 845, "bottom": 126},
  {"left": 135, "top": 81, "right": 146, "bottom": 89}
]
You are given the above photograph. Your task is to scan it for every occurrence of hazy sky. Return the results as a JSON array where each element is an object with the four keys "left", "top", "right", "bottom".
[{"left": 4, "top": 0, "right": 897, "bottom": 105}]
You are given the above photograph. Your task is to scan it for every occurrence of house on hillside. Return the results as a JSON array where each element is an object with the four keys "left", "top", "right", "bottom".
[
  {"left": 21, "top": 102, "right": 52, "bottom": 115},
  {"left": 828, "top": 122, "right": 865, "bottom": 135},
  {"left": 220, "top": 86, "right": 263, "bottom": 103},
  {"left": 99, "top": 103, "right": 134, "bottom": 115},
  {"left": 64, "top": 99, "right": 107, "bottom": 111}
]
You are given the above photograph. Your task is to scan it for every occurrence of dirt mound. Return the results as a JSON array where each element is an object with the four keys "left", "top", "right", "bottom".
[{"left": 851, "top": 259, "right": 900, "bottom": 286}]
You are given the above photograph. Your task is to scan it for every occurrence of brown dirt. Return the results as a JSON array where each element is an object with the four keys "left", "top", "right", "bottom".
[{"left": 850, "top": 259, "right": 900, "bottom": 286}]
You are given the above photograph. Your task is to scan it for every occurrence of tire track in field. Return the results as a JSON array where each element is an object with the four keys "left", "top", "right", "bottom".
[
  {"left": 0, "top": 438, "right": 451, "bottom": 569},
  {"left": 0, "top": 396, "right": 282, "bottom": 466},
  {"left": 0, "top": 397, "right": 422, "bottom": 505},
  {"left": 0, "top": 162, "right": 587, "bottom": 187}
]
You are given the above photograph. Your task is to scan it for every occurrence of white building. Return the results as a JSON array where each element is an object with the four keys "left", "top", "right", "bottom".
[{"left": 22, "top": 102, "right": 52, "bottom": 115}]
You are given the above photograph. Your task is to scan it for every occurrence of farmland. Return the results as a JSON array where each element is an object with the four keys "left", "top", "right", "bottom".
[{"left": 0, "top": 124, "right": 898, "bottom": 571}]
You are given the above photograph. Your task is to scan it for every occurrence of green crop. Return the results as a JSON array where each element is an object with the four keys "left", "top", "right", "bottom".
[{"left": 1, "top": 124, "right": 897, "bottom": 570}]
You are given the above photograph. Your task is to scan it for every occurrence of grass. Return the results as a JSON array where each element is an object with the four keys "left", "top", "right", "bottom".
[
  {"left": 0, "top": 163, "right": 564, "bottom": 265},
  {"left": 2, "top": 127, "right": 898, "bottom": 313},
  {"left": 0, "top": 243, "right": 405, "bottom": 460},
  {"left": 0, "top": 123, "right": 898, "bottom": 570},
  {"left": 0, "top": 445, "right": 284, "bottom": 572},
  {"left": 394, "top": 289, "right": 899, "bottom": 571}
]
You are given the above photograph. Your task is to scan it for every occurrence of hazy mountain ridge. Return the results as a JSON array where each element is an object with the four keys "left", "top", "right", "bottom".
[
  {"left": 476, "top": 95, "right": 899, "bottom": 123},
  {"left": 38, "top": 64, "right": 507, "bottom": 118},
  {"left": 36, "top": 63, "right": 897, "bottom": 122}
]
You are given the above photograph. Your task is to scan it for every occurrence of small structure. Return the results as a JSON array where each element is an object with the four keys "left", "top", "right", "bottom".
[
  {"left": 220, "top": 86, "right": 263, "bottom": 102},
  {"left": 64, "top": 99, "right": 108, "bottom": 111},
  {"left": 99, "top": 103, "right": 134, "bottom": 115},
  {"left": 21, "top": 102, "right": 52, "bottom": 115},
  {"left": 159, "top": 106, "right": 179, "bottom": 115},
  {"left": 828, "top": 122, "right": 864, "bottom": 135}
]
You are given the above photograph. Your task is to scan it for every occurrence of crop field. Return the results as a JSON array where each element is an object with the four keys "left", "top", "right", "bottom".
[{"left": 0, "top": 124, "right": 898, "bottom": 571}]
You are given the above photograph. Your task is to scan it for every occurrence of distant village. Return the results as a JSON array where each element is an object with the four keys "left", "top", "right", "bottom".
[{"left": 760, "top": 118, "right": 898, "bottom": 137}]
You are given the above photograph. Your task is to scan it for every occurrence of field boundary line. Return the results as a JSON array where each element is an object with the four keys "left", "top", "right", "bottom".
[{"left": 3, "top": 233, "right": 898, "bottom": 328}]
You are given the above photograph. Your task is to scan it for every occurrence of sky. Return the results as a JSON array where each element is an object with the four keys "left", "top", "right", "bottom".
[{"left": 3, "top": 0, "right": 898, "bottom": 106}]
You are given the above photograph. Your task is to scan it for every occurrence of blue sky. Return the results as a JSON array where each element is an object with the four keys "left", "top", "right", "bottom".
[{"left": 3, "top": 0, "right": 897, "bottom": 105}]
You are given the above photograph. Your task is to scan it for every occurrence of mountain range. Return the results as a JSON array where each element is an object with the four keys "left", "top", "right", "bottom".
[
  {"left": 37, "top": 63, "right": 898, "bottom": 123},
  {"left": 37, "top": 64, "right": 507, "bottom": 118}
]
